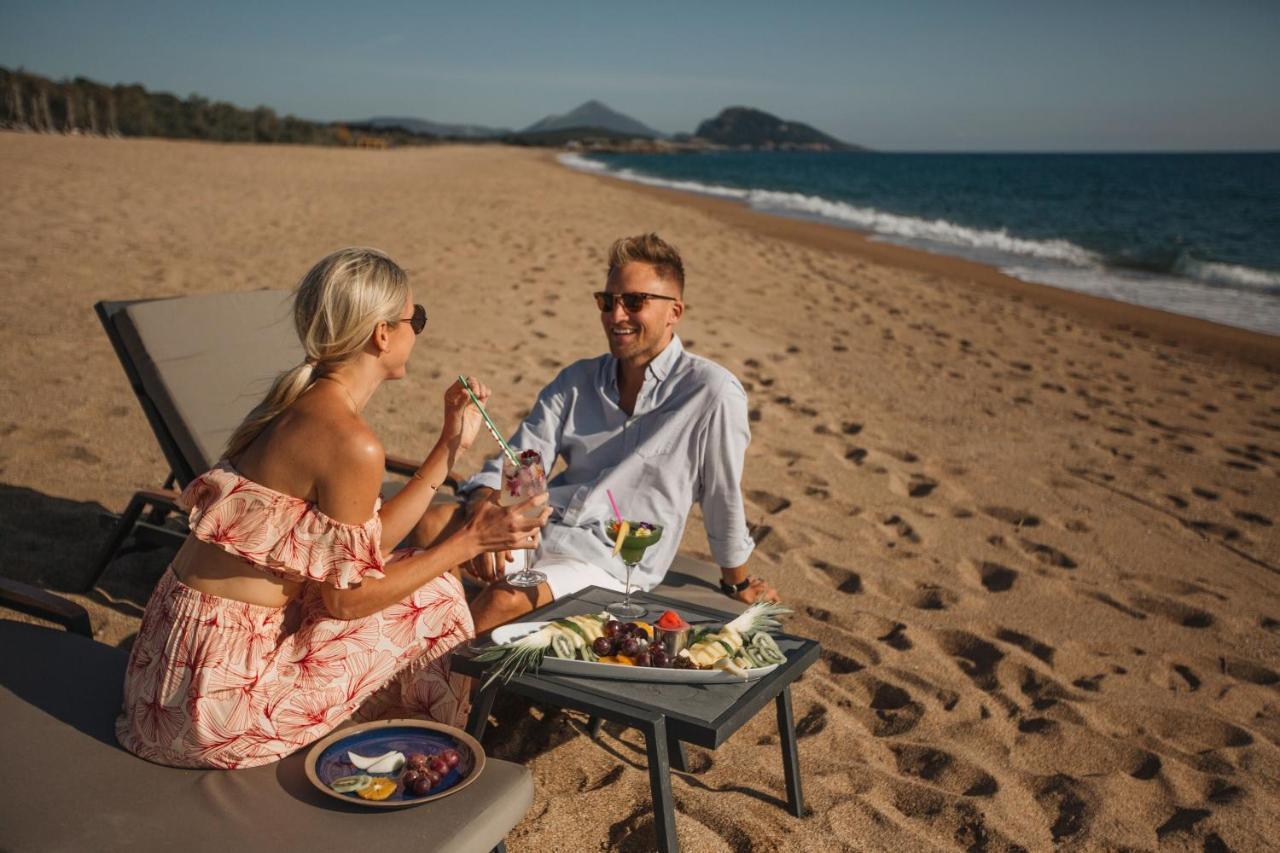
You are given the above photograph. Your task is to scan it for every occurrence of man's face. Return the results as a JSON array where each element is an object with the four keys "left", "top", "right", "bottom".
[{"left": 600, "top": 262, "right": 683, "bottom": 363}]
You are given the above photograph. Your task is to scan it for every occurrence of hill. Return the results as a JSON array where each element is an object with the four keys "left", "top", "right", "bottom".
[
  {"left": 695, "top": 107, "right": 862, "bottom": 150},
  {"left": 363, "top": 116, "right": 509, "bottom": 139},
  {"left": 522, "top": 100, "right": 661, "bottom": 138}
]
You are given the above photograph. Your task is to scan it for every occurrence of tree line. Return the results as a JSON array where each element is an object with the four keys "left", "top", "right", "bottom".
[{"left": 0, "top": 66, "right": 435, "bottom": 147}]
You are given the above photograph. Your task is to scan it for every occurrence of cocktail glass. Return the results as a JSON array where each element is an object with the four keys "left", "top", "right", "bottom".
[
  {"left": 606, "top": 522, "right": 664, "bottom": 619},
  {"left": 500, "top": 449, "right": 548, "bottom": 588}
]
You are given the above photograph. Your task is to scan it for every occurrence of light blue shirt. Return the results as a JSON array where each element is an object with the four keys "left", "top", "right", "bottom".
[{"left": 461, "top": 336, "right": 756, "bottom": 591}]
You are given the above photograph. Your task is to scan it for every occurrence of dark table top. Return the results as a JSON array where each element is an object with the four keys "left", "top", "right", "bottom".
[{"left": 453, "top": 586, "right": 820, "bottom": 748}]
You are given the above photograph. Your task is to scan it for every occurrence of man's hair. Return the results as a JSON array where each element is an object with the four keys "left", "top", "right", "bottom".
[{"left": 607, "top": 233, "right": 685, "bottom": 295}]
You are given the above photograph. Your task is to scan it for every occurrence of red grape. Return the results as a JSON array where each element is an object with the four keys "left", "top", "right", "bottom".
[
  {"left": 428, "top": 756, "right": 449, "bottom": 776},
  {"left": 592, "top": 636, "right": 614, "bottom": 656},
  {"left": 440, "top": 748, "right": 461, "bottom": 768},
  {"left": 603, "top": 620, "right": 623, "bottom": 638},
  {"left": 411, "top": 776, "right": 433, "bottom": 796},
  {"left": 402, "top": 768, "right": 422, "bottom": 787},
  {"left": 406, "top": 752, "right": 429, "bottom": 769},
  {"left": 635, "top": 651, "right": 651, "bottom": 667}
]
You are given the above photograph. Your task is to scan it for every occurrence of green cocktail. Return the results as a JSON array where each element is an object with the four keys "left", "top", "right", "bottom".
[{"left": 606, "top": 521, "right": 663, "bottom": 619}]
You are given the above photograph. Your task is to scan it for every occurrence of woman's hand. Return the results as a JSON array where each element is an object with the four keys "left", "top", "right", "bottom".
[
  {"left": 463, "top": 491, "right": 551, "bottom": 583},
  {"left": 441, "top": 376, "right": 489, "bottom": 454}
]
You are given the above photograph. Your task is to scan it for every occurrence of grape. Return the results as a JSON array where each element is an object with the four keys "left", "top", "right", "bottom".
[
  {"left": 411, "top": 776, "right": 433, "bottom": 796},
  {"left": 620, "top": 636, "right": 642, "bottom": 657},
  {"left": 592, "top": 636, "right": 614, "bottom": 656},
  {"left": 623, "top": 622, "right": 641, "bottom": 636},
  {"left": 603, "top": 620, "right": 623, "bottom": 638},
  {"left": 428, "top": 756, "right": 449, "bottom": 776},
  {"left": 634, "top": 651, "right": 651, "bottom": 667},
  {"left": 650, "top": 648, "right": 668, "bottom": 668},
  {"left": 402, "top": 768, "right": 422, "bottom": 787},
  {"left": 440, "top": 748, "right": 461, "bottom": 768},
  {"left": 406, "top": 752, "right": 429, "bottom": 770}
]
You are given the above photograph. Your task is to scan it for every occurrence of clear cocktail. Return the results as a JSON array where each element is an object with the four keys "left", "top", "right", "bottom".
[{"left": 501, "top": 449, "right": 548, "bottom": 588}]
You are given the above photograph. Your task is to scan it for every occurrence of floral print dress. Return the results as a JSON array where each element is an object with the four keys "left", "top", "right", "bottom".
[{"left": 116, "top": 462, "right": 474, "bottom": 769}]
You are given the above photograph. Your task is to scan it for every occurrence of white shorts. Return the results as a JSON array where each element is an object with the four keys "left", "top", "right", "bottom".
[{"left": 504, "top": 549, "right": 626, "bottom": 600}]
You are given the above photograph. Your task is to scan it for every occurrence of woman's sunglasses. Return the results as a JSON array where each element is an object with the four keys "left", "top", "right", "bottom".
[
  {"left": 399, "top": 304, "right": 428, "bottom": 335},
  {"left": 593, "top": 291, "right": 678, "bottom": 313}
]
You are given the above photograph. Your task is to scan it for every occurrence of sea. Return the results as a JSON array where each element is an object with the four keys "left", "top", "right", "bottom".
[{"left": 560, "top": 150, "right": 1280, "bottom": 336}]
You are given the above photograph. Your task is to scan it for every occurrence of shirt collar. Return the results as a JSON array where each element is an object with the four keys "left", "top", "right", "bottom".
[{"left": 604, "top": 334, "right": 684, "bottom": 392}]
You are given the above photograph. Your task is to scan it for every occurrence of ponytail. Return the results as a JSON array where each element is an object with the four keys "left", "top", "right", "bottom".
[{"left": 222, "top": 360, "right": 319, "bottom": 460}]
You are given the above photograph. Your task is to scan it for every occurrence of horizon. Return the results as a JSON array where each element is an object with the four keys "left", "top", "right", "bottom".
[{"left": 3, "top": 1, "right": 1279, "bottom": 152}]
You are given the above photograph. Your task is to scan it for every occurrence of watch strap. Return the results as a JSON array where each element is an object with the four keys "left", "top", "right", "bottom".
[{"left": 719, "top": 576, "right": 752, "bottom": 596}]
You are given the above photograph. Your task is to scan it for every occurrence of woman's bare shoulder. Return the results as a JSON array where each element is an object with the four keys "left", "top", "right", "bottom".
[{"left": 239, "top": 393, "right": 384, "bottom": 495}]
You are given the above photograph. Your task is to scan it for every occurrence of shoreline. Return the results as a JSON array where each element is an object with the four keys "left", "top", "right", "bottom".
[{"left": 558, "top": 151, "right": 1280, "bottom": 369}]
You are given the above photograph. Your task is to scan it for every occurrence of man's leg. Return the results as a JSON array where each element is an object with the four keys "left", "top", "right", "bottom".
[
  {"left": 469, "top": 580, "right": 554, "bottom": 635},
  {"left": 405, "top": 500, "right": 467, "bottom": 549}
]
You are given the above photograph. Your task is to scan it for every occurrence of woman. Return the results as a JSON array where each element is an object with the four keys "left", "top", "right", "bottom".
[{"left": 116, "top": 247, "right": 548, "bottom": 768}]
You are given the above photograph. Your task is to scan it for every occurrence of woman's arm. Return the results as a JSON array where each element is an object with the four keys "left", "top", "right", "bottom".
[{"left": 313, "top": 432, "right": 550, "bottom": 620}]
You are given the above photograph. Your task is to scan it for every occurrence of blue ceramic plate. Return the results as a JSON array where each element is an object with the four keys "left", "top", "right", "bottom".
[{"left": 304, "top": 719, "right": 485, "bottom": 809}]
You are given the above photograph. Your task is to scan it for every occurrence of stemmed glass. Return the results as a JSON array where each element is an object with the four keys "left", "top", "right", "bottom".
[
  {"left": 606, "top": 523, "right": 664, "bottom": 619},
  {"left": 500, "top": 449, "right": 548, "bottom": 588}
]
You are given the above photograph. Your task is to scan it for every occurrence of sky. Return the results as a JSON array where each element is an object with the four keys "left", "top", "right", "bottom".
[{"left": 3, "top": 0, "right": 1278, "bottom": 151}]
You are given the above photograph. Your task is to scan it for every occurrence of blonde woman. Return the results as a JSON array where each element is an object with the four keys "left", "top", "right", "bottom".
[{"left": 116, "top": 247, "right": 548, "bottom": 769}]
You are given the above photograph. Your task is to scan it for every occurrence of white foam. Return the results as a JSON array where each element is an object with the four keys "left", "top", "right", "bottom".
[{"left": 1173, "top": 255, "right": 1280, "bottom": 295}]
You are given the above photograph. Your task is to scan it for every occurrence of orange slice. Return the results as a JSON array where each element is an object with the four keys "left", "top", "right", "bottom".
[{"left": 356, "top": 778, "right": 398, "bottom": 800}]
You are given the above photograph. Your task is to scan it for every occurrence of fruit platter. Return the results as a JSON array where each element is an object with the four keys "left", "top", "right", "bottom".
[
  {"left": 476, "top": 602, "right": 791, "bottom": 685},
  {"left": 304, "top": 720, "right": 484, "bottom": 809}
]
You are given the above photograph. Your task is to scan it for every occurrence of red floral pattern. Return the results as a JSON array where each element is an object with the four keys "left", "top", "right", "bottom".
[{"left": 115, "top": 466, "right": 474, "bottom": 769}]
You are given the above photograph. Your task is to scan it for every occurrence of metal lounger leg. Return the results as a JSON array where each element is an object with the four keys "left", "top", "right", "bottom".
[
  {"left": 467, "top": 682, "right": 500, "bottom": 741},
  {"left": 643, "top": 716, "right": 678, "bottom": 853},
  {"left": 776, "top": 685, "right": 804, "bottom": 817},
  {"left": 84, "top": 493, "right": 149, "bottom": 592}
]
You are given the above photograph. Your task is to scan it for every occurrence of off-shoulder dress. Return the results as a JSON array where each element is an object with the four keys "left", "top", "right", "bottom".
[{"left": 115, "top": 462, "right": 474, "bottom": 769}]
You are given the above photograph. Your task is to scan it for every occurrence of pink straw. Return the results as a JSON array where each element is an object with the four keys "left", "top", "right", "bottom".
[{"left": 605, "top": 489, "right": 623, "bottom": 523}]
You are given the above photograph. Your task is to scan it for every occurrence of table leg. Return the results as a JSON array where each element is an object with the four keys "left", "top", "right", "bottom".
[
  {"left": 776, "top": 685, "right": 804, "bottom": 817},
  {"left": 667, "top": 735, "right": 689, "bottom": 773},
  {"left": 643, "top": 717, "right": 678, "bottom": 852},
  {"left": 467, "top": 682, "right": 499, "bottom": 741},
  {"left": 587, "top": 715, "right": 604, "bottom": 739}
]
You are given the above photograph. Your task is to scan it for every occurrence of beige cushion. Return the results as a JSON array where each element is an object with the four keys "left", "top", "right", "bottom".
[
  {"left": 0, "top": 620, "right": 533, "bottom": 852},
  {"left": 115, "top": 290, "right": 300, "bottom": 478}
]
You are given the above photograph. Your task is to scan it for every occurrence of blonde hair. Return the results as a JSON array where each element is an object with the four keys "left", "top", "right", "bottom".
[
  {"left": 607, "top": 232, "right": 685, "bottom": 294},
  {"left": 223, "top": 247, "right": 410, "bottom": 460}
]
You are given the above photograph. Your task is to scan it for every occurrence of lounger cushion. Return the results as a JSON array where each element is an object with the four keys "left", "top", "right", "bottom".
[
  {"left": 653, "top": 553, "right": 748, "bottom": 614},
  {"left": 0, "top": 620, "right": 533, "bottom": 852},
  {"left": 114, "top": 290, "right": 300, "bottom": 480}
]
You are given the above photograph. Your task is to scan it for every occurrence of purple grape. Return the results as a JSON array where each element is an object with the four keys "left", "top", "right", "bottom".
[
  {"left": 402, "top": 768, "right": 422, "bottom": 787},
  {"left": 650, "top": 648, "right": 668, "bottom": 668},
  {"left": 603, "top": 620, "right": 623, "bottom": 638},
  {"left": 411, "top": 775, "right": 433, "bottom": 796},
  {"left": 635, "top": 651, "right": 652, "bottom": 667},
  {"left": 592, "top": 636, "right": 614, "bottom": 656},
  {"left": 620, "top": 636, "right": 642, "bottom": 657},
  {"left": 440, "top": 748, "right": 461, "bottom": 768}
]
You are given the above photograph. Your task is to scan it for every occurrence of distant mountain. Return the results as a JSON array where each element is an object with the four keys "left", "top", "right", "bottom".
[
  {"left": 362, "top": 116, "right": 510, "bottom": 138},
  {"left": 522, "top": 100, "right": 661, "bottom": 138},
  {"left": 695, "top": 107, "right": 862, "bottom": 150}
]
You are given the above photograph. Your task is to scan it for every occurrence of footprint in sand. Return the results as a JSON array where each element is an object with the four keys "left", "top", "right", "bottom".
[
  {"left": 1128, "top": 751, "right": 1162, "bottom": 780},
  {"left": 1233, "top": 509, "right": 1272, "bottom": 527},
  {"left": 861, "top": 680, "right": 925, "bottom": 737},
  {"left": 1155, "top": 808, "right": 1213, "bottom": 842},
  {"left": 982, "top": 506, "right": 1041, "bottom": 527},
  {"left": 1129, "top": 594, "right": 1215, "bottom": 628},
  {"left": 881, "top": 514, "right": 922, "bottom": 543},
  {"left": 808, "top": 559, "right": 863, "bottom": 594},
  {"left": 994, "top": 628, "right": 1055, "bottom": 665},
  {"left": 1221, "top": 657, "right": 1279, "bottom": 686},
  {"left": 961, "top": 558, "right": 1019, "bottom": 592},
  {"left": 745, "top": 489, "right": 791, "bottom": 515},
  {"left": 1033, "top": 775, "right": 1094, "bottom": 843},
  {"left": 1171, "top": 663, "right": 1201, "bottom": 692},
  {"left": 902, "top": 582, "right": 957, "bottom": 611},
  {"left": 937, "top": 631, "right": 1005, "bottom": 692},
  {"left": 877, "top": 622, "right": 912, "bottom": 651},
  {"left": 889, "top": 472, "right": 938, "bottom": 498},
  {"left": 1017, "top": 538, "right": 1077, "bottom": 569},
  {"left": 821, "top": 649, "right": 866, "bottom": 675},
  {"left": 890, "top": 745, "right": 999, "bottom": 797}
]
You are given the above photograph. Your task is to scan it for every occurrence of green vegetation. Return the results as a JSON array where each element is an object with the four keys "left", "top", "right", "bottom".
[{"left": 0, "top": 66, "right": 435, "bottom": 147}]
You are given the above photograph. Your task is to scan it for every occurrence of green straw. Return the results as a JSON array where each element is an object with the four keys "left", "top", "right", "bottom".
[{"left": 458, "top": 375, "right": 521, "bottom": 468}]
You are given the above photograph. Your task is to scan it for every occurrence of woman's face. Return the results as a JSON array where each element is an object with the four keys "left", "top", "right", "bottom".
[{"left": 383, "top": 292, "right": 418, "bottom": 379}]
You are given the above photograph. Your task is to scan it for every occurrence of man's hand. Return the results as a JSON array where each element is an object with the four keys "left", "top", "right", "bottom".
[{"left": 732, "top": 576, "right": 780, "bottom": 605}]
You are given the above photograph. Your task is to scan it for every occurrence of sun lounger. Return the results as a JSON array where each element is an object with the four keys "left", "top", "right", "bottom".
[
  {"left": 0, "top": 578, "right": 533, "bottom": 853},
  {"left": 90, "top": 291, "right": 440, "bottom": 591}
]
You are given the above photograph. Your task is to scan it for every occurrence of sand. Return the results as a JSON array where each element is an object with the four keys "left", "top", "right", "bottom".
[{"left": 1, "top": 132, "right": 1278, "bottom": 852}]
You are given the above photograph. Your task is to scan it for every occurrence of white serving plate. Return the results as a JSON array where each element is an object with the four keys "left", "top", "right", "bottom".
[{"left": 489, "top": 621, "right": 778, "bottom": 683}]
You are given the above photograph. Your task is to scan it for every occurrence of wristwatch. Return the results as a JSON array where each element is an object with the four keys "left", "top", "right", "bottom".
[{"left": 719, "top": 576, "right": 752, "bottom": 596}]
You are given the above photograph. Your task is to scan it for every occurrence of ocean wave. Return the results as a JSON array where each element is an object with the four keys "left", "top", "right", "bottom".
[
  {"left": 558, "top": 152, "right": 1098, "bottom": 266},
  {"left": 1172, "top": 254, "right": 1280, "bottom": 296}
]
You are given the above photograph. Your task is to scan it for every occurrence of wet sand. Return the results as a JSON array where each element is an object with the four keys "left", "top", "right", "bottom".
[{"left": 1, "top": 133, "right": 1278, "bottom": 851}]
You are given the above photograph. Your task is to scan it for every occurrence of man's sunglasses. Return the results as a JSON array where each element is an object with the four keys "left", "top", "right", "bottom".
[
  {"left": 593, "top": 292, "right": 678, "bottom": 313},
  {"left": 399, "top": 304, "right": 428, "bottom": 335}
]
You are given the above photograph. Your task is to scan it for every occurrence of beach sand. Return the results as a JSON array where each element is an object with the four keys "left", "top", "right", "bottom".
[{"left": 1, "top": 133, "right": 1278, "bottom": 851}]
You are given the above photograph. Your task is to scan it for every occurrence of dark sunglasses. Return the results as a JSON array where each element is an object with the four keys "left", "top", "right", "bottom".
[
  {"left": 399, "top": 304, "right": 428, "bottom": 335},
  {"left": 593, "top": 291, "right": 678, "bottom": 313}
]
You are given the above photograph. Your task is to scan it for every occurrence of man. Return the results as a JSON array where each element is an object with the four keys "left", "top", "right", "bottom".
[{"left": 461, "top": 233, "right": 778, "bottom": 633}]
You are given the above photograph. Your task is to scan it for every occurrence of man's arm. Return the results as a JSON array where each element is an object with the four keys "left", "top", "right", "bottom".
[{"left": 698, "top": 381, "right": 779, "bottom": 604}]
